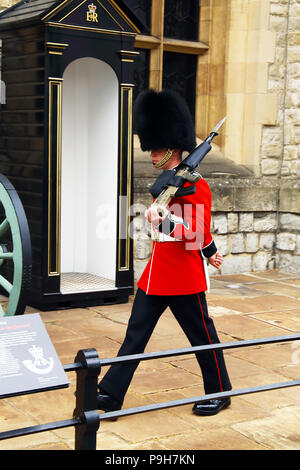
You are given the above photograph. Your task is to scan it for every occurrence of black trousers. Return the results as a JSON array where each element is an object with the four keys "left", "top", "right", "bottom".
[{"left": 99, "top": 288, "right": 231, "bottom": 404}]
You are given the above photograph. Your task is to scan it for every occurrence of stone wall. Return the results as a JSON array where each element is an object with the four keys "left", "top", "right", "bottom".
[
  {"left": 264, "top": 0, "right": 300, "bottom": 178},
  {"left": 260, "top": 0, "right": 300, "bottom": 273},
  {"left": 133, "top": 169, "right": 300, "bottom": 279}
]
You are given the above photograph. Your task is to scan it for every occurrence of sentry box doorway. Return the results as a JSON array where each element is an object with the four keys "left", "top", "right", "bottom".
[{"left": 0, "top": 0, "right": 142, "bottom": 310}]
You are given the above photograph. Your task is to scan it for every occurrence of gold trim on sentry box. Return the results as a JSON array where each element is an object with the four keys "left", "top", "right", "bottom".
[
  {"left": 48, "top": 78, "right": 63, "bottom": 276},
  {"left": 118, "top": 85, "right": 133, "bottom": 271}
]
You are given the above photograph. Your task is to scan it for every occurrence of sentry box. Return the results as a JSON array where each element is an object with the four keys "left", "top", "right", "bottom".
[{"left": 0, "top": 0, "right": 142, "bottom": 310}]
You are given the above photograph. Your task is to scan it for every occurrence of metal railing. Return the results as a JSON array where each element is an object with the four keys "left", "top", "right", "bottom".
[{"left": 0, "top": 333, "right": 299, "bottom": 450}]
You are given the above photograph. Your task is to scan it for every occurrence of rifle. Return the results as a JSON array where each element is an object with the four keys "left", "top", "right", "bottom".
[{"left": 149, "top": 117, "right": 226, "bottom": 215}]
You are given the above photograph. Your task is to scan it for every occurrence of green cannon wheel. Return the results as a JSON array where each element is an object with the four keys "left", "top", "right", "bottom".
[{"left": 0, "top": 173, "right": 32, "bottom": 316}]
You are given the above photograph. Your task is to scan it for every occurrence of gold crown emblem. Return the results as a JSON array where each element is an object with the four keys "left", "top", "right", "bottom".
[{"left": 88, "top": 3, "right": 97, "bottom": 13}]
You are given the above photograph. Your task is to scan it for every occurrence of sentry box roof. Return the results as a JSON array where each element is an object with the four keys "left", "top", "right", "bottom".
[{"left": 0, "top": 0, "right": 143, "bottom": 34}]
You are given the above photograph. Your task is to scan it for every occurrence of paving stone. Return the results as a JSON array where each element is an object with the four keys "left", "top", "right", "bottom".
[
  {"left": 232, "top": 406, "right": 300, "bottom": 450},
  {"left": 0, "top": 431, "right": 63, "bottom": 451},
  {"left": 143, "top": 389, "right": 269, "bottom": 434},
  {"left": 212, "top": 273, "right": 267, "bottom": 283},
  {"left": 159, "top": 427, "right": 268, "bottom": 450},
  {"left": 44, "top": 323, "right": 86, "bottom": 343},
  {"left": 213, "top": 314, "right": 288, "bottom": 339},
  {"left": 145, "top": 334, "right": 191, "bottom": 353},
  {"left": 7, "top": 380, "right": 76, "bottom": 423},
  {"left": 0, "top": 399, "right": 39, "bottom": 433},
  {"left": 100, "top": 402, "right": 195, "bottom": 443},
  {"left": 1, "top": 271, "right": 299, "bottom": 451},
  {"left": 280, "top": 278, "right": 300, "bottom": 287},
  {"left": 169, "top": 354, "right": 266, "bottom": 381},
  {"left": 230, "top": 342, "right": 300, "bottom": 370},
  {"left": 131, "top": 439, "right": 170, "bottom": 450},
  {"left": 213, "top": 284, "right": 272, "bottom": 298},
  {"left": 53, "top": 335, "right": 120, "bottom": 364},
  {"left": 209, "top": 295, "right": 300, "bottom": 313},
  {"left": 250, "top": 270, "right": 298, "bottom": 280},
  {"left": 54, "top": 316, "right": 128, "bottom": 344},
  {"left": 230, "top": 372, "right": 300, "bottom": 410},
  {"left": 247, "top": 281, "right": 300, "bottom": 298},
  {"left": 249, "top": 310, "right": 300, "bottom": 332},
  {"left": 36, "top": 307, "right": 98, "bottom": 323},
  {"left": 130, "top": 364, "right": 203, "bottom": 395},
  {"left": 30, "top": 442, "right": 72, "bottom": 450},
  {"left": 274, "top": 364, "right": 300, "bottom": 380},
  {"left": 96, "top": 431, "right": 133, "bottom": 450},
  {"left": 208, "top": 305, "right": 242, "bottom": 316}
]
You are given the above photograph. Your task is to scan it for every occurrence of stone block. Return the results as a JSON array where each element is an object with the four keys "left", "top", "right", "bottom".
[
  {"left": 296, "top": 235, "right": 300, "bottom": 255},
  {"left": 285, "top": 90, "right": 300, "bottom": 108},
  {"left": 279, "top": 253, "right": 300, "bottom": 274},
  {"left": 279, "top": 183, "right": 300, "bottom": 214},
  {"left": 270, "top": 15, "right": 288, "bottom": 33},
  {"left": 252, "top": 252, "right": 270, "bottom": 271},
  {"left": 246, "top": 233, "right": 259, "bottom": 253},
  {"left": 233, "top": 182, "right": 278, "bottom": 212},
  {"left": 280, "top": 213, "right": 300, "bottom": 231},
  {"left": 254, "top": 213, "right": 277, "bottom": 232},
  {"left": 213, "top": 234, "right": 230, "bottom": 256},
  {"left": 295, "top": 126, "right": 300, "bottom": 144},
  {"left": 288, "top": 62, "right": 300, "bottom": 78},
  {"left": 134, "top": 259, "right": 148, "bottom": 281},
  {"left": 276, "top": 232, "right": 297, "bottom": 251},
  {"left": 283, "top": 145, "right": 298, "bottom": 160},
  {"left": 261, "top": 158, "right": 280, "bottom": 175},
  {"left": 280, "top": 161, "right": 292, "bottom": 176},
  {"left": 239, "top": 213, "right": 254, "bottom": 232},
  {"left": 210, "top": 185, "right": 234, "bottom": 212},
  {"left": 213, "top": 214, "right": 228, "bottom": 234},
  {"left": 231, "top": 233, "right": 245, "bottom": 253},
  {"left": 270, "top": 3, "right": 289, "bottom": 16},
  {"left": 261, "top": 128, "right": 282, "bottom": 157},
  {"left": 260, "top": 233, "right": 276, "bottom": 251},
  {"left": 221, "top": 255, "right": 252, "bottom": 275},
  {"left": 227, "top": 213, "right": 238, "bottom": 233},
  {"left": 135, "top": 236, "right": 152, "bottom": 260},
  {"left": 290, "top": 3, "right": 300, "bottom": 17}
]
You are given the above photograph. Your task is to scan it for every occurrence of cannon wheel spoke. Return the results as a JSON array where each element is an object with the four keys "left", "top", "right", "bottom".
[{"left": 0, "top": 174, "right": 32, "bottom": 316}]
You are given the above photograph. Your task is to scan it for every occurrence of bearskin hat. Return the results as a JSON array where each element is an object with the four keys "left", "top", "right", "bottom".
[{"left": 133, "top": 89, "right": 196, "bottom": 152}]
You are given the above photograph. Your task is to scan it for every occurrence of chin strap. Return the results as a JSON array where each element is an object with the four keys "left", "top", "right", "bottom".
[{"left": 154, "top": 149, "right": 174, "bottom": 168}]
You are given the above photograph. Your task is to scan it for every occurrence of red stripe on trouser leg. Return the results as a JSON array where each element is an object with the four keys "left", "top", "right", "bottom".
[{"left": 197, "top": 294, "right": 223, "bottom": 392}]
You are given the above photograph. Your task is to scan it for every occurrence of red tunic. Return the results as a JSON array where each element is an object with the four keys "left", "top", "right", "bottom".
[{"left": 138, "top": 178, "right": 216, "bottom": 296}]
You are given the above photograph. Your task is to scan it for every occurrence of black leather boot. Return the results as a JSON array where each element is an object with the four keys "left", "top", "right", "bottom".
[
  {"left": 192, "top": 397, "right": 231, "bottom": 416},
  {"left": 97, "top": 391, "right": 122, "bottom": 421}
]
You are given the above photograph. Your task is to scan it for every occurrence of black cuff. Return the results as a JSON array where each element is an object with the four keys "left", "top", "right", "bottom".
[{"left": 202, "top": 240, "right": 217, "bottom": 258}]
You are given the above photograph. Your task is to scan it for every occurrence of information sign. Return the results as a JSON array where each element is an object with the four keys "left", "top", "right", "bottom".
[{"left": 0, "top": 313, "right": 69, "bottom": 397}]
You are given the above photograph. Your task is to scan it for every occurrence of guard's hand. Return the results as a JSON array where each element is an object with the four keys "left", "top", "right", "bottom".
[
  {"left": 208, "top": 251, "right": 223, "bottom": 269},
  {"left": 145, "top": 205, "right": 169, "bottom": 226}
]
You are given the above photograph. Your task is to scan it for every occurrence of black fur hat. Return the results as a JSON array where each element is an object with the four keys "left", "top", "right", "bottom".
[{"left": 133, "top": 89, "right": 196, "bottom": 152}]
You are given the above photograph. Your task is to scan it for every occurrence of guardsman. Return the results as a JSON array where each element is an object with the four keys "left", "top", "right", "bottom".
[{"left": 98, "top": 89, "right": 232, "bottom": 417}]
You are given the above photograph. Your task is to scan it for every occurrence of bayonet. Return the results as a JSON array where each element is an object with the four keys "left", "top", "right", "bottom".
[{"left": 212, "top": 116, "right": 226, "bottom": 134}]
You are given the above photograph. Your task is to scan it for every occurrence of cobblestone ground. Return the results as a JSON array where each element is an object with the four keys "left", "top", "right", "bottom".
[{"left": 0, "top": 270, "right": 299, "bottom": 450}]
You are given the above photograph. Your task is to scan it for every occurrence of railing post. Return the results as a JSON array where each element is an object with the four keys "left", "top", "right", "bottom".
[{"left": 73, "top": 348, "right": 101, "bottom": 450}]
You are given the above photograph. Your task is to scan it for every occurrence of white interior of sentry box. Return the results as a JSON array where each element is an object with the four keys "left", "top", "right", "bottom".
[{"left": 60, "top": 57, "right": 118, "bottom": 293}]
